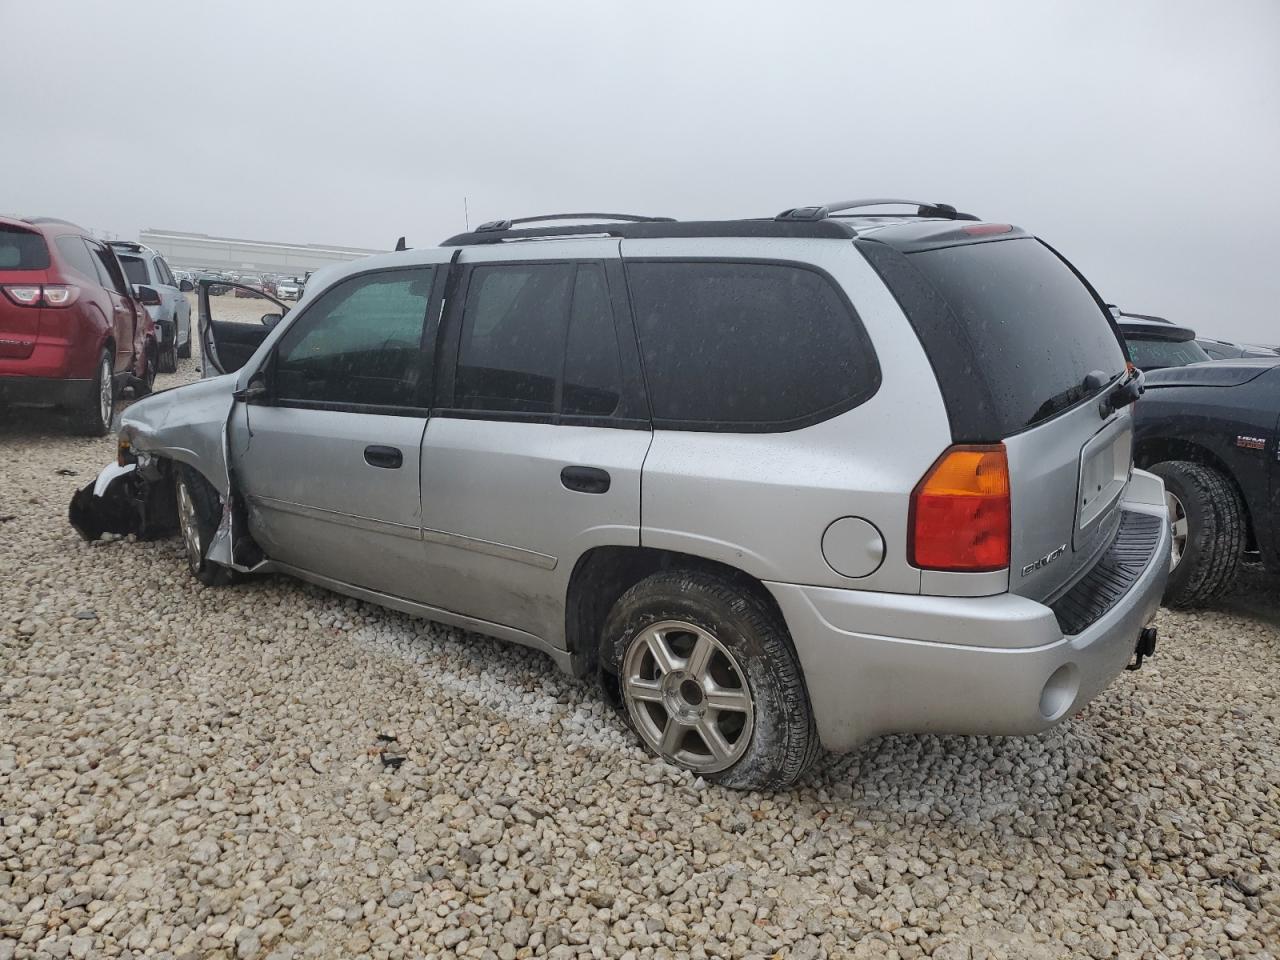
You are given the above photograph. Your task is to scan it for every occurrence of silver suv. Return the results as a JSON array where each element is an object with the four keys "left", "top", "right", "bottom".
[
  {"left": 108, "top": 241, "right": 194, "bottom": 373},
  {"left": 71, "top": 202, "right": 1170, "bottom": 789}
]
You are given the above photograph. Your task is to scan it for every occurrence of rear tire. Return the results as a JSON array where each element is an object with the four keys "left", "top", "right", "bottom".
[
  {"left": 73, "top": 348, "right": 115, "bottom": 437},
  {"left": 602, "top": 568, "right": 818, "bottom": 790},
  {"left": 174, "top": 465, "right": 238, "bottom": 587},
  {"left": 1150, "top": 461, "right": 1244, "bottom": 608}
]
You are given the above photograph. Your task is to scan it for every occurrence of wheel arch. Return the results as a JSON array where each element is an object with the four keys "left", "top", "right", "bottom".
[
  {"left": 563, "top": 545, "right": 788, "bottom": 695},
  {"left": 1136, "top": 437, "right": 1257, "bottom": 551}
]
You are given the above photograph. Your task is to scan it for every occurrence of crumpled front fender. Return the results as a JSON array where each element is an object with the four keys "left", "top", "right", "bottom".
[{"left": 68, "top": 373, "right": 248, "bottom": 568}]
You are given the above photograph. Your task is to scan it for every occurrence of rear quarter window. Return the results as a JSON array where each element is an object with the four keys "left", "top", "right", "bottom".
[
  {"left": 625, "top": 260, "right": 880, "bottom": 429},
  {"left": 0, "top": 226, "right": 50, "bottom": 270}
]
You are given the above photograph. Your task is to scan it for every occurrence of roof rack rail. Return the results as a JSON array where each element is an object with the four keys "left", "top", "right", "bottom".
[
  {"left": 474, "top": 212, "right": 676, "bottom": 233},
  {"left": 441, "top": 218, "right": 856, "bottom": 247},
  {"left": 775, "top": 199, "right": 979, "bottom": 222}
]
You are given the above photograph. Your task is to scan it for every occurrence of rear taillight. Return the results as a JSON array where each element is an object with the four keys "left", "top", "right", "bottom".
[
  {"left": 909, "top": 444, "right": 1011, "bottom": 572},
  {"left": 2, "top": 285, "right": 43, "bottom": 306},
  {"left": 0, "top": 284, "right": 81, "bottom": 307},
  {"left": 40, "top": 284, "right": 81, "bottom": 307}
]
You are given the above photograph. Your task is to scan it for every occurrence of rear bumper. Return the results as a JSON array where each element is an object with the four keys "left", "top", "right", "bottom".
[
  {"left": 767, "top": 469, "right": 1171, "bottom": 752},
  {"left": 0, "top": 374, "right": 96, "bottom": 409}
]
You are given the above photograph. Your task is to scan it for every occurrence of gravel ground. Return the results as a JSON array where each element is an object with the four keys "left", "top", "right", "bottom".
[{"left": 1, "top": 343, "right": 1278, "bottom": 960}]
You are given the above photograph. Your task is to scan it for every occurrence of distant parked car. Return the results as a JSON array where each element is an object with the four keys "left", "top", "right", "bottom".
[
  {"left": 108, "top": 241, "right": 193, "bottom": 373},
  {"left": 1111, "top": 308, "right": 1211, "bottom": 371},
  {"left": 1197, "top": 337, "right": 1279, "bottom": 361},
  {"left": 234, "top": 276, "right": 265, "bottom": 298},
  {"left": 0, "top": 216, "right": 158, "bottom": 434},
  {"left": 196, "top": 272, "right": 231, "bottom": 296},
  {"left": 274, "top": 278, "right": 301, "bottom": 301}
]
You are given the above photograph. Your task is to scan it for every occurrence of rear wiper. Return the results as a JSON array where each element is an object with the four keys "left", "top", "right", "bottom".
[
  {"left": 1027, "top": 369, "right": 1128, "bottom": 426},
  {"left": 1099, "top": 367, "right": 1145, "bottom": 416}
]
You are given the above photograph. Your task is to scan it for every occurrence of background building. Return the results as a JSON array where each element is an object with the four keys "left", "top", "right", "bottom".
[{"left": 138, "top": 229, "right": 386, "bottom": 276}]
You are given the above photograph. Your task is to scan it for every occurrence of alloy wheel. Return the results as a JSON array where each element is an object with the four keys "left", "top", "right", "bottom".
[
  {"left": 98, "top": 356, "right": 113, "bottom": 427},
  {"left": 621, "top": 620, "right": 753, "bottom": 774},
  {"left": 176, "top": 478, "right": 203, "bottom": 573},
  {"left": 1166, "top": 490, "right": 1188, "bottom": 570}
]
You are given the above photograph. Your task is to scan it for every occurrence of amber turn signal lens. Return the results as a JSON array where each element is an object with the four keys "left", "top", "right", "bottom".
[{"left": 909, "top": 444, "right": 1011, "bottom": 572}]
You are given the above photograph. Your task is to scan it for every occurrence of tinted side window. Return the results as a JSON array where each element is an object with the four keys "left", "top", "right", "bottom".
[
  {"left": 88, "top": 242, "right": 129, "bottom": 295},
  {"left": 118, "top": 255, "right": 150, "bottom": 287},
  {"left": 274, "top": 267, "right": 434, "bottom": 407},
  {"left": 154, "top": 257, "right": 175, "bottom": 286},
  {"left": 626, "top": 261, "right": 877, "bottom": 427},
  {"left": 455, "top": 264, "right": 573, "bottom": 414},
  {"left": 563, "top": 264, "right": 622, "bottom": 416},
  {"left": 55, "top": 237, "right": 99, "bottom": 282}
]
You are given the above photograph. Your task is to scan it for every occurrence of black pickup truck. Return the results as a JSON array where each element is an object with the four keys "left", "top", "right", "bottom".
[{"left": 1133, "top": 358, "right": 1280, "bottom": 607}]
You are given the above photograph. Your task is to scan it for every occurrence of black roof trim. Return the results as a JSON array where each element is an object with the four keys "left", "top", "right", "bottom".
[
  {"left": 442, "top": 219, "right": 856, "bottom": 246},
  {"left": 776, "top": 199, "right": 979, "bottom": 222}
]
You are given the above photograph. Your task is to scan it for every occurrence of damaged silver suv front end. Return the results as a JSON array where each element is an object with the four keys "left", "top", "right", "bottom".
[{"left": 68, "top": 374, "right": 248, "bottom": 568}]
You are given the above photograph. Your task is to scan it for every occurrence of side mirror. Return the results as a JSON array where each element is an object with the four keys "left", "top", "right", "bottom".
[
  {"left": 233, "top": 371, "right": 269, "bottom": 403},
  {"left": 179, "top": 279, "right": 194, "bottom": 292},
  {"left": 261, "top": 313, "right": 283, "bottom": 329},
  {"left": 135, "top": 284, "right": 162, "bottom": 306}
]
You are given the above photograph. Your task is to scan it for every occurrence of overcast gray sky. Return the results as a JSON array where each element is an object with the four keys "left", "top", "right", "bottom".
[{"left": 3, "top": 0, "right": 1278, "bottom": 341}]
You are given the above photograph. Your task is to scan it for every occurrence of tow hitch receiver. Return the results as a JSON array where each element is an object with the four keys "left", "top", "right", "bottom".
[{"left": 1126, "top": 626, "right": 1158, "bottom": 671}]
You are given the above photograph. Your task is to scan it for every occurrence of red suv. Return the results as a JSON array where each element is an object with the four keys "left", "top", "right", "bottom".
[{"left": 0, "top": 217, "right": 158, "bottom": 435}]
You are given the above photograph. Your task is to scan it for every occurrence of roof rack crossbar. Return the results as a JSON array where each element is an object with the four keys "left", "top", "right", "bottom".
[
  {"left": 775, "top": 198, "right": 979, "bottom": 222},
  {"left": 475, "top": 212, "right": 676, "bottom": 233}
]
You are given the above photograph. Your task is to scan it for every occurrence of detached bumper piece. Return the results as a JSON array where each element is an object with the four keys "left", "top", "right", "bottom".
[{"left": 69, "top": 460, "right": 177, "bottom": 542}]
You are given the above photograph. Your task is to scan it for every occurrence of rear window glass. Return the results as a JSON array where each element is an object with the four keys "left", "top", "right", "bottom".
[
  {"left": 0, "top": 226, "right": 50, "bottom": 270},
  {"left": 1126, "top": 336, "right": 1211, "bottom": 369},
  {"left": 118, "top": 255, "right": 150, "bottom": 286},
  {"left": 626, "top": 261, "right": 879, "bottom": 427},
  {"left": 907, "top": 239, "right": 1127, "bottom": 434}
]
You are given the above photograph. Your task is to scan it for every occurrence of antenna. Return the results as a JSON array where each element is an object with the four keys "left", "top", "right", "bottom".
[{"left": 463, "top": 196, "right": 470, "bottom": 232}]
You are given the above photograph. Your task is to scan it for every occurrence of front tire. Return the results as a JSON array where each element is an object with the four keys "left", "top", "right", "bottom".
[
  {"left": 174, "top": 466, "right": 238, "bottom": 587},
  {"left": 176, "top": 325, "right": 192, "bottom": 360},
  {"left": 1150, "top": 461, "right": 1244, "bottom": 608},
  {"left": 133, "top": 341, "right": 158, "bottom": 396},
  {"left": 159, "top": 325, "right": 178, "bottom": 372},
  {"left": 603, "top": 569, "right": 818, "bottom": 790}
]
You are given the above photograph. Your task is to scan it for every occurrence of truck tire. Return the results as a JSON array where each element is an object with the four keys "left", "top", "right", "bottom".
[
  {"left": 1150, "top": 461, "right": 1244, "bottom": 608},
  {"left": 177, "top": 325, "right": 192, "bottom": 359},
  {"left": 73, "top": 348, "right": 115, "bottom": 437},
  {"left": 602, "top": 568, "right": 818, "bottom": 790}
]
